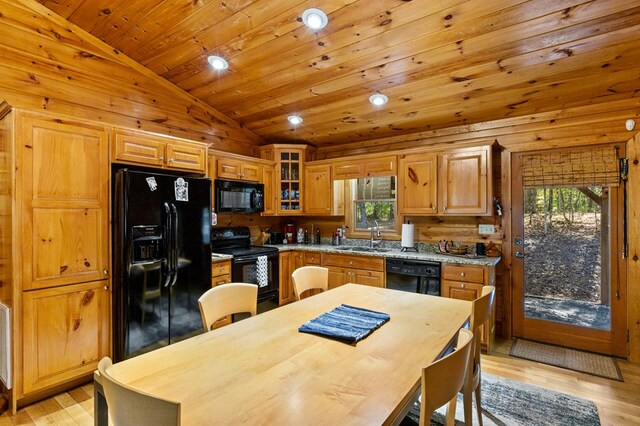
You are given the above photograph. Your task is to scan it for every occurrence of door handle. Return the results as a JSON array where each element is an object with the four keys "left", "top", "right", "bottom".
[
  {"left": 515, "top": 251, "right": 524, "bottom": 258},
  {"left": 163, "top": 202, "right": 173, "bottom": 288},
  {"left": 170, "top": 203, "right": 179, "bottom": 287}
]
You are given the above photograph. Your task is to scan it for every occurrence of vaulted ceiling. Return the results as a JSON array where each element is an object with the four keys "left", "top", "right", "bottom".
[{"left": 36, "top": 0, "right": 640, "bottom": 148}]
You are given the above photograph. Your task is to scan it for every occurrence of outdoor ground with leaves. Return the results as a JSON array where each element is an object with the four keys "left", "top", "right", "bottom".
[{"left": 524, "top": 213, "right": 602, "bottom": 303}]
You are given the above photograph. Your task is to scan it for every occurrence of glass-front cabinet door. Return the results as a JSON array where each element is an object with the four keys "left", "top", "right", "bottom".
[{"left": 278, "top": 148, "right": 303, "bottom": 214}]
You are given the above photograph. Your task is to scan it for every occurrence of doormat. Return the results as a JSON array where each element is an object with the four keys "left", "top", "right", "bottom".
[
  {"left": 510, "top": 339, "right": 623, "bottom": 381},
  {"left": 401, "top": 372, "right": 600, "bottom": 426}
]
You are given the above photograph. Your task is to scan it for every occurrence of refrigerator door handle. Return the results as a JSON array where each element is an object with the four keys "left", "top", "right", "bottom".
[
  {"left": 163, "top": 202, "right": 174, "bottom": 288},
  {"left": 170, "top": 203, "right": 179, "bottom": 287}
]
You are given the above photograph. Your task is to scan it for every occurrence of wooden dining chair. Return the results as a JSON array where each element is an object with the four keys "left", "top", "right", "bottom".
[
  {"left": 197, "top": 283, "right": 258, "bottom": 331},
  {"left": 98, "top": 357, "right": 181, "bottom": 426},
  {"left": 291, "top": 266, "right": 328, "bottom": 300},
  {"left": 419, "top": 328, "right": 473, "bottom": 426},
  {"left": 459, "top": 285, "right": 496, "bottom": 426}
]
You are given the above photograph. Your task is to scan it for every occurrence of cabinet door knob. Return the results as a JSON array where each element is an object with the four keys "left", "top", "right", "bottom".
[
  {"left": 103, "top": 285, "right": 109, "bottom": 291},
  {"left": 103, "top": 269, "right": 109, "bottom": 275},
  {"left": 461, "top": 284, "right": 465, "bottom": 288},
  {"left": 169, "top": 158, "right": 174, "bottom": 163},
  {"left": 159, "top": 156, "right": 164, "bottom": 161},
  {"left": 460, "top": 272, "right": 465, "bottom": 277}
]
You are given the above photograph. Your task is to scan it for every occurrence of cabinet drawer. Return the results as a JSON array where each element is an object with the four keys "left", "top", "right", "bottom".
[
  {"left": 443, "top": 280, "right": 483, "bottom": 301},
  {"left": 442, "top": 264, "right": 486, "bottom": 284},
  {"left": 323, "top": 253, "right": 384, "bottom": 271},
  {"left": 211, "top": 275, "right": 231, "bottom": 287},
  {"left": 304, "top": 252, "right": 321, "bottom": 265},
  {"left": 212, "top": 260, "right": 231, "bottom": 277}
]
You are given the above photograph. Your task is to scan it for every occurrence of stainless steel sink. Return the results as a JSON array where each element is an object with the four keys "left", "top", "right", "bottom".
[{"left": 335, "top": 246, "right": 391, "bottom": 253}]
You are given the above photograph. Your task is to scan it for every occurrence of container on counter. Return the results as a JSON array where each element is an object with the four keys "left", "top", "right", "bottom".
[{"left": 284, "top": 223, "right": 295, "bottom": 244}]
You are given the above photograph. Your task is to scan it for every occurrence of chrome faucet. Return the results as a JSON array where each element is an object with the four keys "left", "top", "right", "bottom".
[{"left": 370, "top": 220, "right": 381, "bottom": 248}]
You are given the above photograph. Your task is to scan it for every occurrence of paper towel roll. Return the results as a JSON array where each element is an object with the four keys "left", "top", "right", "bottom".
[{"left": 401, "top": 223, "right": 415, "bottom": 248}]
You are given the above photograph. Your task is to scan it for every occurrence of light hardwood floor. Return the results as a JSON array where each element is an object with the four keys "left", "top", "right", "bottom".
[{"left": 1, "top": 339, "right": 639, "bottom": 425}]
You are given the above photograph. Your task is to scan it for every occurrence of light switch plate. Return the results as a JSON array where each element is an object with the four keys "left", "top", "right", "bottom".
[{"left": 478, "top": 224, "right": 495, "bottom": 235}]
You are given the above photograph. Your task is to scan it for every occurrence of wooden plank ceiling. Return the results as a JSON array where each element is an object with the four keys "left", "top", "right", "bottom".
[{"left": 36, "top": 0, "right": 640, "bottom": 149}]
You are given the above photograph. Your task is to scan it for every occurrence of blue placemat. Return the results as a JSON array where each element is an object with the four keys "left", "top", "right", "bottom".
[{"left": 298, "top": 304, "right": 390, "bottom": 344}]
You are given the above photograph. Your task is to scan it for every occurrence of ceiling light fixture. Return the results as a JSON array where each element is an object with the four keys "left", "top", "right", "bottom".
[
  {"left": 625, "top": 119, "right": 636, "bottom": 131},
  {"left": 207, "top": 55, "right": 228, "bottom": 70},
  {"left": 287, "top": 115, "right": 303, "bottom": 125},
  {"left": 302, "top": 8, "right": 328, "bottom": 30},
  {"left": 369, "top": 93, "right": 389, "bottom": 106}
]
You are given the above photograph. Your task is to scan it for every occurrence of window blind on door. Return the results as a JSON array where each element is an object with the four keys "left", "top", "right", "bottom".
[{"left": 521, "top": 146, "right": 619, "bottom": 188}]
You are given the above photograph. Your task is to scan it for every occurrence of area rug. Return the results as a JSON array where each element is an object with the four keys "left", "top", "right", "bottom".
[
  {"left": 510, "top": 339, "right": 623, "bottom": 381},
  {"left": 402, "top": 372, "right": 600, "bottom": 426}
]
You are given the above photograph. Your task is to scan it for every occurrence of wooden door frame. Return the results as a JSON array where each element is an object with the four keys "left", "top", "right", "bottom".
[{"left": 510, "top": 146, "right": 627, "bottom": 357}]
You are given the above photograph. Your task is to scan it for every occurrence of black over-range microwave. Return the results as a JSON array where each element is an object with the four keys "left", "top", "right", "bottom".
[{"left": 214, "top": 179, "right": 265, "bottom": 213}]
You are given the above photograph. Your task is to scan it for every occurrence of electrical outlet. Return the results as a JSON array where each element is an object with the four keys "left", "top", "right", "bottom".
[{"left": 478, "top": 224, "right": 495, "bottom": 235}]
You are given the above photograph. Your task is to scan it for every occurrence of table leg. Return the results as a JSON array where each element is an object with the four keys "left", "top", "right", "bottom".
[{"left": 93, "top": 377, "right": 108, "bottom": 426}]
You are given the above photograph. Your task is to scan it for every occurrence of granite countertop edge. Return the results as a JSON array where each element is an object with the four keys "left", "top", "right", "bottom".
[{"left": 263, "top": 244, "right": 501, "bottom": 267}]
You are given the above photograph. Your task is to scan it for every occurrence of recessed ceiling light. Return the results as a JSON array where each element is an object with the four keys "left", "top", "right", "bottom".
[
  {"left": 207, "top": 55, "right": 228, "bottom": 70},
  {"left": 302, "top": 8, "right": 328, "bottom": 30},
  {"left": 287, "top": 115, "right": 303, "bottom": 125},
  {"left": 369, "top": 93, "right": 389, "bottom": 106}
]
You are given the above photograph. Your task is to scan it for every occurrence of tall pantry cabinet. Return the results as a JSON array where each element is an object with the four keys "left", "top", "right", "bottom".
[{"left": 0, "top": 104, "right": 110, "bottom": 412}]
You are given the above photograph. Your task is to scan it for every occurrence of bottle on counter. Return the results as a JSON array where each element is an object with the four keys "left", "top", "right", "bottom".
[
  {"left": 297, "top": 227, "right": 304, "bottom": 244},
  {"left": 304, "top": 228, "right": 309, "bottom": 244},
  {"left": 315, "top": 227, "right": 321, "bottom": 244}
]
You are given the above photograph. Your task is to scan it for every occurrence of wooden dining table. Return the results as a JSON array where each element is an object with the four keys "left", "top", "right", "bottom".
[{"left": 94, "top": 283, "right": 471, "bottom": 425}]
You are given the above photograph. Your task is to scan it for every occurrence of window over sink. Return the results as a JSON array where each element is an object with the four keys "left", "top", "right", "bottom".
[{"left": 347, "top": 176, "right": 398, "bottom": 233}]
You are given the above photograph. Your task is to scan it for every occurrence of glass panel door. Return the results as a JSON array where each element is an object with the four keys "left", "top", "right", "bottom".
[
  {"left": 523, "top": 187, "right": 610, "bottom": 330},
  {"left": 512, "top": 151, "right": 627, "bottom": 357}
]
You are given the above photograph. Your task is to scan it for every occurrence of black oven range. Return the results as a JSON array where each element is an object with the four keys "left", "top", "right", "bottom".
[{"left": 211, "top": 226, "right": 279, "bottom": 312}]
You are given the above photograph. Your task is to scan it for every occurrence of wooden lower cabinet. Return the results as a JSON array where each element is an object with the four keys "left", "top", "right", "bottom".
[
  {"left": 441, "top": 263, "right": 495, "bottom": 353},
  {"left": 279, "top": 252, "right": 295, "bottom": 305},
  {"left": 22, "top": 280, "right": 110, "bottom": 395},
  {"left": 210, "top": 259, "right": 232, "bottom": 329},
  {"left": 323, "top": 253, "right": 385, "bottom": 289}
]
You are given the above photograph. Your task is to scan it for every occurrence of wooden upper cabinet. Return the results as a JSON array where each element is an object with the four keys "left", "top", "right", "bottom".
[
  {"left": 304, "top": 164, "right": 332, "bottom": 215},
  {"left": 215, "top": 156, "right": 262, "bottom": 182},
  {"left": 22, "top": 280, "right": 110, "bottom": 394},
  {"left": 439, "top": 146, "right": 491, "bottom": 215},
  {"left": 398, "top": 153, "right": 438, "bottom": 214},
  {"left": 332, "top": 155, "right": 397, "bottom": 179},
  {"left": 260, "top": 145, "right": 307, "bottom": 215},
  {"left": 113, "top": 130, "right": 164, "bottom": 167},
  {"left": 166, "top": 141, "right": 207, "bottom": 172},
  {"left": 262, "top": 164, "right": 276, "bottom": 216},
  {"left": 20, "top": 117, "right": 109, "bottom": 290},
  {"left": 113, "top": 129, "right": 206, "bottom": 173}
]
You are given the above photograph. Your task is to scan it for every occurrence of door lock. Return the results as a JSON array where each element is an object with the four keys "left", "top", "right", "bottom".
[{"left": 515, "top": 251, "right": 524, "bottom": 258}]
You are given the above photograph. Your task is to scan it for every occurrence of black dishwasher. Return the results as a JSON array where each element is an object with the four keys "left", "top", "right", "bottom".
[{"left": 386, "top": 258, "right": 441, "bottom": 296}]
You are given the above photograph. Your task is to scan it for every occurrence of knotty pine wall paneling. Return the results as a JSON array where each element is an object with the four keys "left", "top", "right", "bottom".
[
  {"left": 0, "top": 0, "right": 263, "bottom": 156},
  {"left": 0, "top": 104, "right": 13, "bottom": 307},
  {"left": 626, "top": 131, "right": 640, "bottom": 363}
]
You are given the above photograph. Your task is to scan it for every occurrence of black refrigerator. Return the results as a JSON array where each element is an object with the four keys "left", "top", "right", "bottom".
[{"left": 113, "top": 168, "right": 211, "bottom": 360}]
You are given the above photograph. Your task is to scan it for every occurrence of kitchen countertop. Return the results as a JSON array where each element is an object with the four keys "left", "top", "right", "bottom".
[
  {"left": 211, "top": 253, "right": 233, "bottom": 261},
  {"left": 267, "top": 243, "right": 501, "bottom": 267}
]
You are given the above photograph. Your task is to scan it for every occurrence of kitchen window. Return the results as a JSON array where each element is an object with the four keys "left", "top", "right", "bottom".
[{"left": 348, "top": 176, "right": 397, "bottom": 233}]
